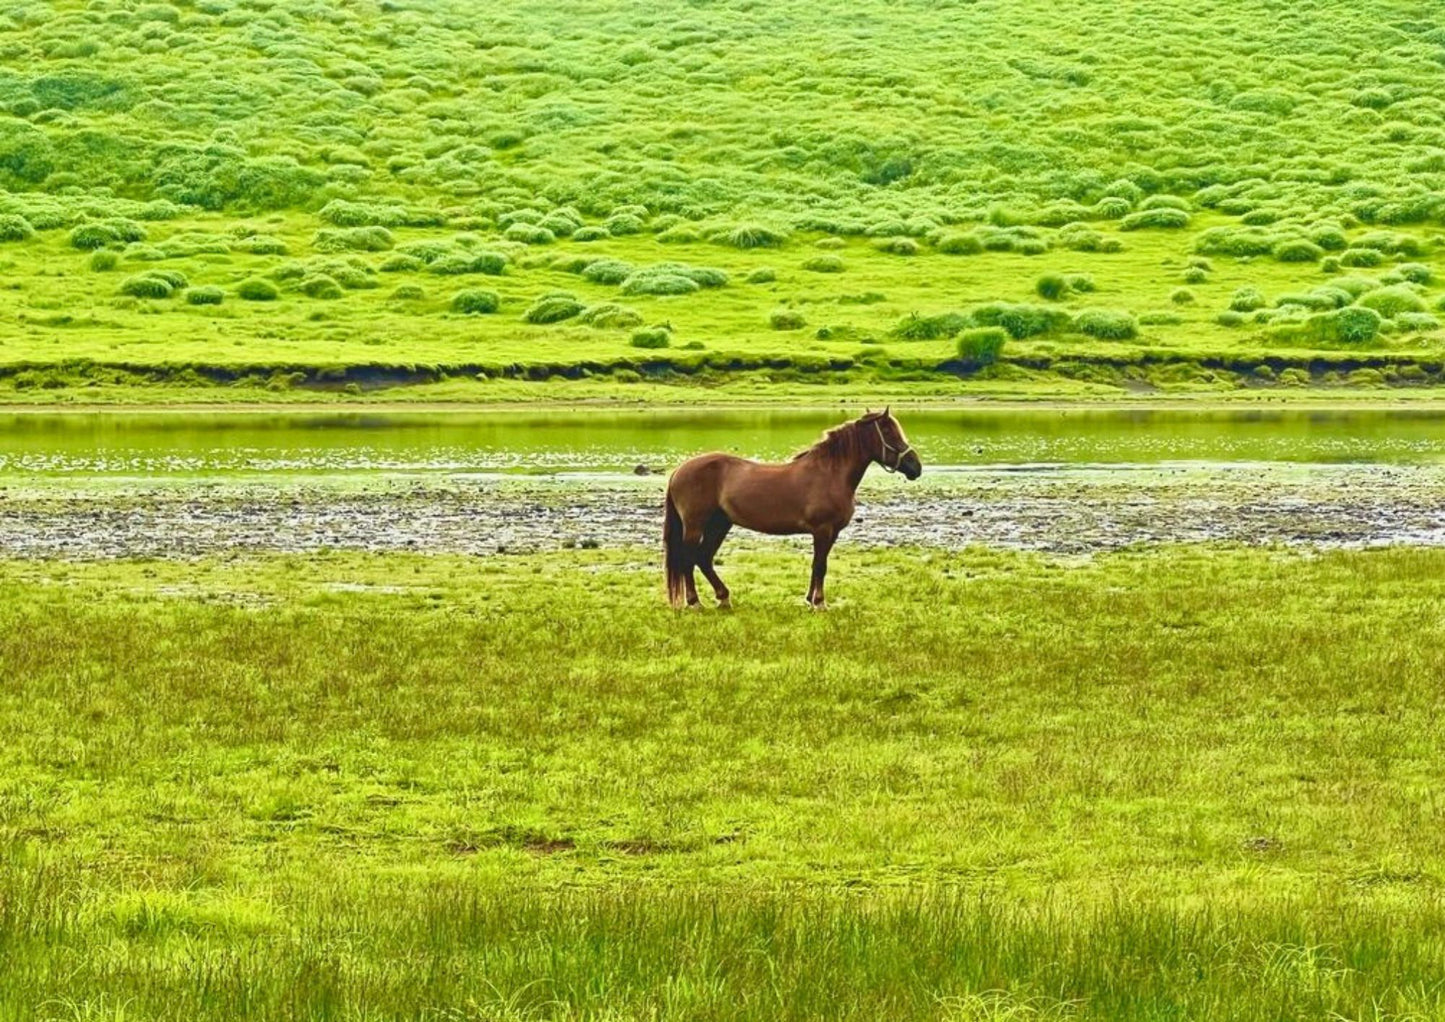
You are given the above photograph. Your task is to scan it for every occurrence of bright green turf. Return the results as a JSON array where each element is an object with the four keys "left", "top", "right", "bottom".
[
  {"left": 2, "top": 0, "right": 1445, "bottom": 398},
  {"left": 4, "top": 546, "right": 1445, "bottom": 1018}
]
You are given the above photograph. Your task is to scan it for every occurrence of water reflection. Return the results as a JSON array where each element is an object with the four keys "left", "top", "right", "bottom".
[{"left": 2, "top": 408, "right": 1444, "bottom": 476}]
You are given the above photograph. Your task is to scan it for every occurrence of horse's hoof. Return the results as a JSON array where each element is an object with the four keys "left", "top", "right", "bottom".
[{"left": 717, "top": 597, "right": 732, "bottom": 610}]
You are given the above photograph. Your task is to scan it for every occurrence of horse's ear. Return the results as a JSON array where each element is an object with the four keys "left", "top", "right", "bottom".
[{"left": 884, "top": 405, "right": 891, "bottom": 417}]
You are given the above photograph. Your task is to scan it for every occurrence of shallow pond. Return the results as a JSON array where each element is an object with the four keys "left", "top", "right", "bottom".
[
  {"left": 3, "top": 408, "right": 1445, "bottom": 558},
  {"left": 6, "top": 407, "right": 1445, "bottom": 478}
]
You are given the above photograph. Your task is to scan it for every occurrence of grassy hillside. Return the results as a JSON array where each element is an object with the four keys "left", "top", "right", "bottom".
[{"left": 3, "top": 0, "right": 1445, "bottom": 398}]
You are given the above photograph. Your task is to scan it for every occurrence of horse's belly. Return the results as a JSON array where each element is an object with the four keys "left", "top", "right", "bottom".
[
  {"left": 720, "top": 486, "right": 851, "bottom": 536},
  {"left": 719, "top": 492, "right": 807, "bottom": 534}
]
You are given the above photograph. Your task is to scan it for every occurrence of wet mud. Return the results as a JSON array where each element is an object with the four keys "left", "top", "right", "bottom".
[{"left": 3, "top": 462, "right": 1444, "bottom": 559}]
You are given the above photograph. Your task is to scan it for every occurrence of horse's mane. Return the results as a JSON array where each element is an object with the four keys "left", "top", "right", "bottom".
[{"left": 791, "top": 415, "right": 879, "bottom": 462}]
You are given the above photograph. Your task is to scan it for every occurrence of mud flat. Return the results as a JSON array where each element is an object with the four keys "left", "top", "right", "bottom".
[{"left": 3, "top": 462, "right": 1444, "bottom": 560}]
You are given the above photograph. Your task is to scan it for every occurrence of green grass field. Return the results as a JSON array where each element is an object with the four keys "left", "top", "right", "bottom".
[
  {"left": 5, "top": 545, "right": 1445, "bottom": 1019},
  {"left": 9, "top": 1, "right": 1445, "bottom": 1014},
  {"left": 4, "top": 0, "right": 1445, "bottom": 399}
]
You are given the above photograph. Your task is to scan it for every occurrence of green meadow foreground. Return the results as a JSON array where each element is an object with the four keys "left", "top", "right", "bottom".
[{"left": 4, "top": 546, "right": 1445, "bottom": 1019}]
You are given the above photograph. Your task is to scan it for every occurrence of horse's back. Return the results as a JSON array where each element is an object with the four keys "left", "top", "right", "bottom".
[
  {"left": 669, "top": 452, "right": 823, "bottom": 536},
  {"left": 668, "top": 452, "right": 750, "bottom": 500}
]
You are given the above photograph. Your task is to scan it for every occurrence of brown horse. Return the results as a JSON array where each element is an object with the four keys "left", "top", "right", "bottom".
[{"left": 663, "top": 408, "right": 922, "bottom": 609}]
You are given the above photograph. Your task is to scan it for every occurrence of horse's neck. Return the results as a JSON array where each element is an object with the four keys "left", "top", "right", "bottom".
[
  {"left": 842, "top": 452, "right": 870, "bottom": 491},
  {"left": 807, "top": 432, "right": 870, "bottom": 491}
]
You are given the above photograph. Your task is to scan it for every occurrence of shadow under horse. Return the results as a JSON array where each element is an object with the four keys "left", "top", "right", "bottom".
[{"left": 663, "top": 408, "right": 923, "bottom": 609}]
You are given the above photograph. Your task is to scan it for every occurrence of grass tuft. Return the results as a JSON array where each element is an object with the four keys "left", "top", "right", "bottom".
[
  {"left": 524, "top": 294, "right": 585, "bottom": 323},
  {"left": 619, "top": 269, "right": 705, "bottom": 296},
  {"left": 1272, "top": 238, "right": 1324, "bottom": 263},
  {"left": 874, "top": 236, "right": 919, "bottom": 256},
  {"left": 935, "top": 231, "right": 984, "bottom": 255},
  {"left": 721, "top": 224, "right": 789, "bottom": 249},
  {"left": 451, "top": 288, "right": 500, "bottom": 315},
  {"left": 956, "top": 325, "right": 1006, "bottom": 369},
  {"left": 1230, "top": 286, "right": 1267, "bottom": 312},
  {"left": 581, "top": 303, "right": 644, "bottom": 329},
  {"left": 629, "top": 324, "right": 672, "bottom": 347},
  {"left": 579, "top": 259, "right": 633, "bottom": 285},
  {"left": 236, "top": 278, "right": 279, "bottom": 302},
  {"left": 891, "top": 311, "right": 968, "bottom": 341},
  {"left": 314, "top": 226, "right": 394, "bottom": 253},
  {"left": 1073, "top": 307, "right": 1139, "bottom": 339},
  {"left": 1035, "top": 273, "right": 1070, "bottom": 300},
  {"left": 769, "top": 308, "right": 806, "bottom": 330},
  {"left": 118, "top": 273, "right": 174, "bottom": 298},
  {"left": 1357, "top": 285, "right": 1427, "bottom": 317},
  {"left": 0, "top": 213, "right": 35, "bottom": 242},
  {"left": 300, "top": 274, "right": 344, "bottom": 300},
  {"left": 185, "top": 285, "right": 224, "bottom": 306},
  {"left": 1120, "top": 208, "right": 1190, "bottom": 231}
]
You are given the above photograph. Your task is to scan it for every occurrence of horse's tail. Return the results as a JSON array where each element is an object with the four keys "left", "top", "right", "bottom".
[{"left": 663, "top": 489, "right": 689, "bottom": 608}]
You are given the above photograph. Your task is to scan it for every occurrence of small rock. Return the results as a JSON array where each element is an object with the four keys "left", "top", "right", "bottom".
[{"left": 1242, "top": 836, "right": 1281, "bottom": 853}]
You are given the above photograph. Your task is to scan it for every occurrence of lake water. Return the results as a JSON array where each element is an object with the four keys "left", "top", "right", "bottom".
[
  {"left": 3, "top": 408, "right": 1445, "bottom": 558},
  {"left": 4, "top": 407, "right": 1445, "bottom": 478}
]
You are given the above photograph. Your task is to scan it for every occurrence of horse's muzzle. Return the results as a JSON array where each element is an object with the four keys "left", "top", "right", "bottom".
[{"left": 900, "top": 453, "right": 923, "bottom": 480}]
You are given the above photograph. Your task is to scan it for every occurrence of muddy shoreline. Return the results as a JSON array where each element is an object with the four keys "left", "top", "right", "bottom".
[{"left": 3, "top": 464, "right": 1444, "bottom": 560}]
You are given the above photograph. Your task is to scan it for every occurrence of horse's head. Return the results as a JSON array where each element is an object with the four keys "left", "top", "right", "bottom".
[{"left": 862, "top": 407, "right": 922, "bottom": 480}]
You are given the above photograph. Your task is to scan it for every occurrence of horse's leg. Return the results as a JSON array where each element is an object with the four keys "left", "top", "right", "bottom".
[
  {"left": 697, "top": 512, "right": 733, "bottom": 607},
  {"left": 807, "top": 528, "right": 836, "bottom": 609},
  {"left": 681, "top": 518, "right": 704, "bottom": 607},
  {"left": 678, "top": 542, "right": 699, "bottom": 607}
]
